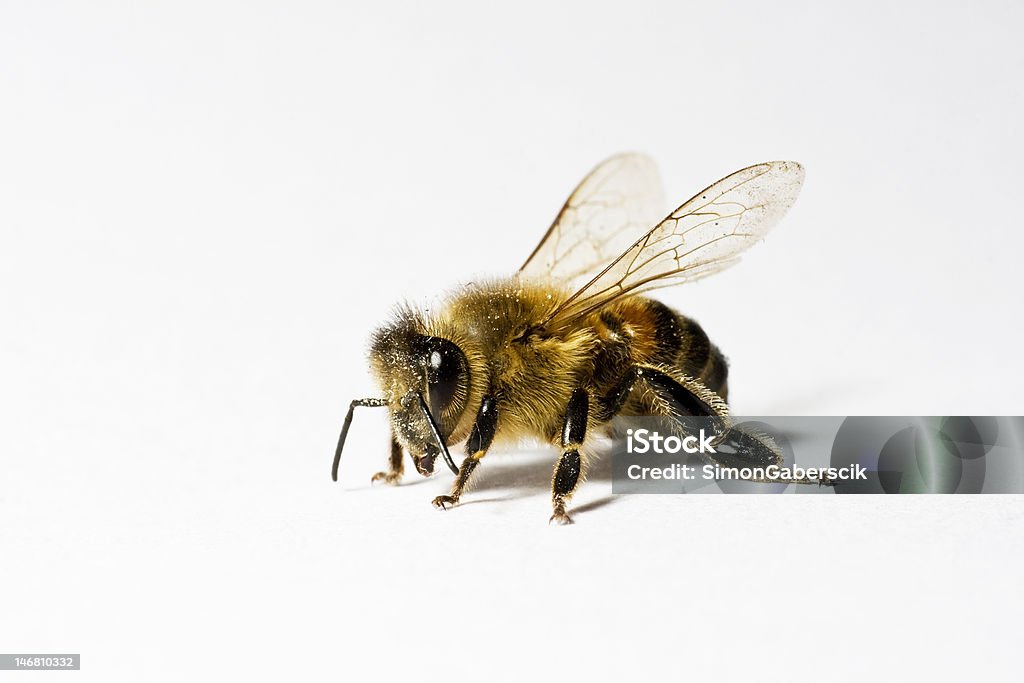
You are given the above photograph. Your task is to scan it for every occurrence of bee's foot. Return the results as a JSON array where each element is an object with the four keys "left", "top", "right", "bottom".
[
  {"left": 371, "top": 471, "right": 402, "bottom": 486},
  {"left": 432, "top": 495, "right": 459, "bottom": 510},
  {"left": 549, "top": 508, "right": 574, "bottom": 526}
]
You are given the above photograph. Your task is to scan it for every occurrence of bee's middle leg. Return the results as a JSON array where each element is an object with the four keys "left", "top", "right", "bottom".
[
  {"left": 432, "top": 396, "right": 497, "bottom": 511},
  {"left": 550, "top": 388, "right": 590, "bottom": 525}
]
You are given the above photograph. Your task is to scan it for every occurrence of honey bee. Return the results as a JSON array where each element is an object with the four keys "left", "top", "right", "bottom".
[{"left": 332, "top": 153, "right": 805, "bottom": 523}]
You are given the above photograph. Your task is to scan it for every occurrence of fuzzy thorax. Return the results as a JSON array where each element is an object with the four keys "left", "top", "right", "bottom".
[{"left": 368, "top": 278, "right": 598, "bottom": 454}]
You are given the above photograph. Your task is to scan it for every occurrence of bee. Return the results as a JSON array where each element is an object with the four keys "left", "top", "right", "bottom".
[{"left": 332, "top": 153, "right": 805, "bottom": 523}]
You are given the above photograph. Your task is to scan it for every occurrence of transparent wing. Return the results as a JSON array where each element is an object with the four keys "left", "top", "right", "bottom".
[
  {"left": 519, "top": 153, "right": 665, "bottom": 289},
  {"left": 542, "top": 161, "right": 805, "bottom": 326}
]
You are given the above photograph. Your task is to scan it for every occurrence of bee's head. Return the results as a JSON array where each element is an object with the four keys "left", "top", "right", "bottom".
[{"left": 368, "top": 309, "right": 473, "bottom": 476}]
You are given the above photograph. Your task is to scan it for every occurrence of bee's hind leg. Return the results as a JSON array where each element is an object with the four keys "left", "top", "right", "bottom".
[
  {"left": 599, "top": 365, "right": 728, "bottom": 430},
  {"left": 551, "top": 388, "right": 590, "bottom": 525},
  {"left": 371, "top": 434, "right": 405, "bottom": 485},
  {"left": 601, "top": 365, "right": 782, "bottom": 474},
  {"left": 551, "top": 369, "right": 726, "bottom": 524}
]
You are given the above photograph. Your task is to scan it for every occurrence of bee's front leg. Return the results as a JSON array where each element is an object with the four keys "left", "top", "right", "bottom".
[
  {"left": 432, "top": 396, "right": 497, "bottom": 511},
  {"left": 371, "top": 434, "right": 404, "bottom": 486},
  {"left": 550, "top": 388, "right": 590, "bottom": 525}
]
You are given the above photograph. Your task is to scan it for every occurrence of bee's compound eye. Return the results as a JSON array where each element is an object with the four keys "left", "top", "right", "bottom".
[{"left": 414, "top": 336, "right": 468, "bottom": 416}]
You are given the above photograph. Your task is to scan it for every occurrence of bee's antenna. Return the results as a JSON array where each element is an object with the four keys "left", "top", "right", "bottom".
[
  {"left": 332, "top": 398, "right": 389, "bottom": 482},
  {"left": 416, "top": 393, "right": 461, "bottom": 476}
]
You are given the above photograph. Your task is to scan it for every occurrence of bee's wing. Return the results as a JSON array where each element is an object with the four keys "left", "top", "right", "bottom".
[
  {"left": 541, "top": 161, "right": 805, "bottom": 326},
  {"left": 519, "top": 153, "right": 666, "bottom": 288}
]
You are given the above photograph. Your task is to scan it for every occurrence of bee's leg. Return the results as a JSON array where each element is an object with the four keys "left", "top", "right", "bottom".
[
  {"left": 371, "top": 433, "right": 404, "bottom": 485},
  {"left": 431, "top": 456, "right": 480, "bottom": 511},
  {"left": 598, "top": 365, "right": 725, "bottom": 459},
  {"left": 628, "top": 368, "right": 789, "bottom": 470},
  {"left": 550, "top": 388, "right": 590, "bottom": 525},
  {"left": 432, "top": 396, "right": 497, "bottom": 511},
  {"left": 602, "top": 365, "right": 783, "bottom": 472},
  {"left": 599, "top": 365, "right": 727, "bottom": 421}
]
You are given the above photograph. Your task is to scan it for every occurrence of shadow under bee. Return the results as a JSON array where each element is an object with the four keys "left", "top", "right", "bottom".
[{"left": 466, "top": 446, "right": 617, "bottom": 494}]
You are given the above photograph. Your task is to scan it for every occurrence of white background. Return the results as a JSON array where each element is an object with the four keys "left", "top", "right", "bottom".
[{"left": 2, "top": 1, "right": 1022, "bottom": 681}]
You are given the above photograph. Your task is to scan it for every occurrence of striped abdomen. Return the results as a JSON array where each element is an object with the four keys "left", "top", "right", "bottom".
[{"left": 589, "top": 297, "right": 729, "bottom": 403}]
